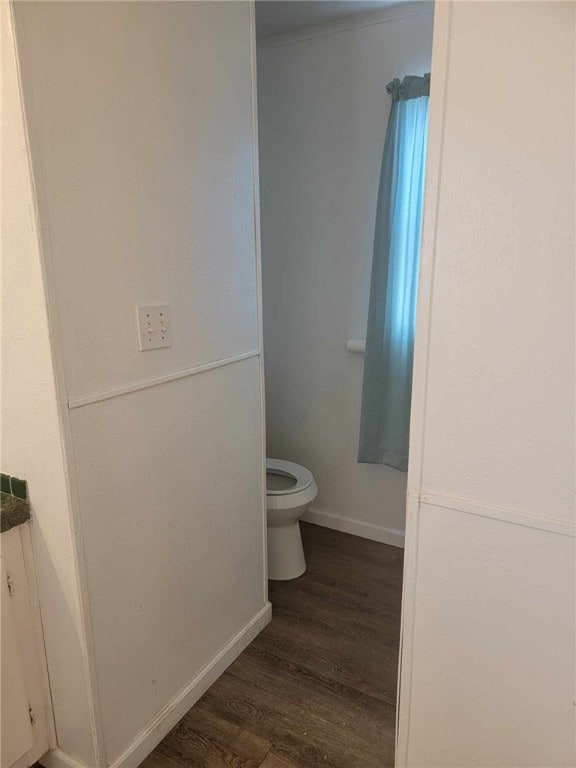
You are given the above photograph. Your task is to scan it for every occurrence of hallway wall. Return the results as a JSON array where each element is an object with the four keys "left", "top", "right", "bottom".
[
  {"left": 12, "top": 3, "right": 268, "bottom": 765},
  {"left": 398, "top": 3, "right": 575, "bottom": 765}
]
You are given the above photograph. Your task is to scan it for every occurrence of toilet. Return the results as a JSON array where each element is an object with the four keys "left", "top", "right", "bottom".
[{"left": 266, "top": 458, "right": 318, "bottom": 580}]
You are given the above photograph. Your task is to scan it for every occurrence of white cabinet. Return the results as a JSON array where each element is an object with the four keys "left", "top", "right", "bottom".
[{"left": 1, "top": 525, "right": 53, "bottom": 767}]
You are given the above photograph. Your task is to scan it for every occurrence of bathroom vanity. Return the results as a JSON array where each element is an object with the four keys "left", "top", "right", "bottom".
[{"left": 1, "top": 485, "right": 52, "bottom": 768}]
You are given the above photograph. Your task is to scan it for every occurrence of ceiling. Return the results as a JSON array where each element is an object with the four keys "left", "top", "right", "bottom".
[{"left": 255, "top": 1, "right": 407, "bottom": 38}]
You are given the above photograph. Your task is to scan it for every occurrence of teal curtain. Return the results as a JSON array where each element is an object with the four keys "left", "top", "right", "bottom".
[{"left": 358, "top": 74, "right": 430, "bottom": 471}]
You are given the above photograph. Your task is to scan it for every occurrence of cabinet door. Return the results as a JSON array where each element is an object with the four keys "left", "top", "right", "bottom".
[{"left": 1, "top": 557, "right": 34, "bottom": 767}]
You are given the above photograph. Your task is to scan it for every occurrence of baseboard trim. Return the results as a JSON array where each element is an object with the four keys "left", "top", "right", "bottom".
[
  {"left": 40, "top": 602, "right": 272, "bottom": 768},
  {"left": 39, "top": 748, "right": 91, "bottom": 768},
  {"left": 302, "top": 508, "right": 405, "bottom": 548}
]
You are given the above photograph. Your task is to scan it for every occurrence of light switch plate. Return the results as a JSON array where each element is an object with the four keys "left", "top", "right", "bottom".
[{"left": 136, "top": 305, "right": 172, "bottom": 351}]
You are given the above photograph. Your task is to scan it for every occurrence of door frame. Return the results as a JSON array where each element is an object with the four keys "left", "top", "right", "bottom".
[{"left": 395, "top": 3, "right": 452, "bottom": 765}]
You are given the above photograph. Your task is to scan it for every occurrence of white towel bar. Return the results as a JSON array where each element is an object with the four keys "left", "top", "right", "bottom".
[{"left": 346, "top": 338, "right": 366, "bottom": 353}]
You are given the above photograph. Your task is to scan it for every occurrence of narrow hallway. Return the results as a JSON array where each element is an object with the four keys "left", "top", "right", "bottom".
[{"left": 141, "top": 523, "right": 403, "bottom": 768}]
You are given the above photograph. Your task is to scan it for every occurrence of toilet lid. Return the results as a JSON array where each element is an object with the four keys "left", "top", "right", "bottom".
[{"left": 266, "top": 458, "right": 314, "bottom": 496}]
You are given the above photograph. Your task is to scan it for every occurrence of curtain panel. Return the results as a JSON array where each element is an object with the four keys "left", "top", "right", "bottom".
[{"left": 358, "top": 74, "right": 430, "bottom": 471}]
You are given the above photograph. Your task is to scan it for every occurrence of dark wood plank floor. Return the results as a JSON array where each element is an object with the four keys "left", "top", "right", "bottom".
[{"left": 139, "top": 522, "right": 404, "bottom": 768}]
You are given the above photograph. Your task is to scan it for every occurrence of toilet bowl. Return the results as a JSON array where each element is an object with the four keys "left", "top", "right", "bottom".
[{"left": 266, "top": 458, "right": 318, "bottom": 580}]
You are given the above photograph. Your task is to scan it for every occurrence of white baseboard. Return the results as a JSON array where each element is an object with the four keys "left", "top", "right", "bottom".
[
  {"left": 302, "top": 507, "right": 405, "bottom": 548},
  {"left": 40, "top": 602, "right": 272, "bottom": 768},
  {"left": 40, "top": 748, "right": 91, "bottom": 768}
]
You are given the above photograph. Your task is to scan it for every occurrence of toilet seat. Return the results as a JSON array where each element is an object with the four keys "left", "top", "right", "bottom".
[{"left": 266, "top": 458, "right": 314, "bottom": 496}]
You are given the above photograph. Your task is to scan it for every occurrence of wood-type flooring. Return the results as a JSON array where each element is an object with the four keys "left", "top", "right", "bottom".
[{"left": 139, "top": 522, "right": 404, "bottom": 768}]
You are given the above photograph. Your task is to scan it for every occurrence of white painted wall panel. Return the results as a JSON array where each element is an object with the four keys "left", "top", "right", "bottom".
[
  {"left": 408, "top": 503, "right": 575, "bottom": 768},
  {"left": 69, "top": 358, "right": 264, "bottom": 761},
  {"left": 421, "top": 1, "right": 575, "bottom": 520},
  {"left": 14, "top": 1, "right": 259, "bottom": 402},
  {"left": 258, "top": 9, "right": 433, "bottom": 536}
]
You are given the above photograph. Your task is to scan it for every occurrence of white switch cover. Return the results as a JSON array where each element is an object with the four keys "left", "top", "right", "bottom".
[{"left": 136, "top": 305, "right": 172, "bottom": 351}]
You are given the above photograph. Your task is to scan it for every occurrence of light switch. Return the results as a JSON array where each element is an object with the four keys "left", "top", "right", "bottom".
[{"left": 136, "top": 305, "right": 172, "bottom": 351}]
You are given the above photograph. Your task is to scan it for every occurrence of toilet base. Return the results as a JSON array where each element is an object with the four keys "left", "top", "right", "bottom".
[{"left": 267, "top": 521, "right": 306, "bottom": 580}]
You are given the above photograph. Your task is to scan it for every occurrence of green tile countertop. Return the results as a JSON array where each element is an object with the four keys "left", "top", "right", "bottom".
[
  {"left": 1, "top": 492, "right": 31, "bottom": 533},
  {"left": 1, "top": 473, "right": 30, "bottom": 533}
]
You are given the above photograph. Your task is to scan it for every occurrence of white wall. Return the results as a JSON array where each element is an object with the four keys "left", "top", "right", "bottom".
[
  {"left": 12, "top": 2, "right": 268, "bottom": 766},
  {"left": 1, "top": 4, "right": 95, "bottom": 763},
  {"left": 257, "top": 4, "right": 433, "bottom": 544},
  {"left": 398, "top": 2, "right": 576, "bottom": 766}
]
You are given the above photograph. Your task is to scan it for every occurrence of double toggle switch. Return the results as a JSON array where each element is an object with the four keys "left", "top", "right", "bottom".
[{"left": 137, "top": 305, "right": 172, "bottom": 350}]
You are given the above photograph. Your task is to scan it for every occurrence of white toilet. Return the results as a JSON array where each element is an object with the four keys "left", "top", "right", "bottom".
[{"left": 266, "top": 458, "right": 318, "bottom": 580}]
